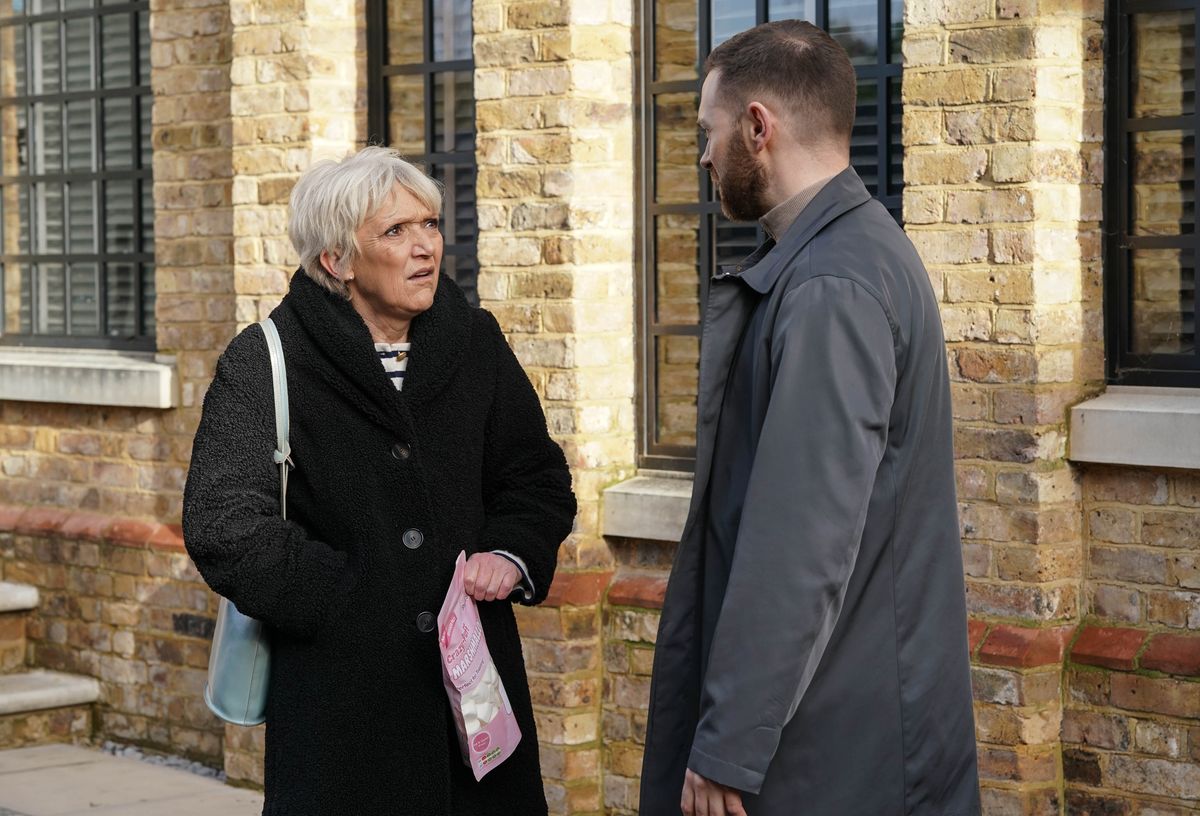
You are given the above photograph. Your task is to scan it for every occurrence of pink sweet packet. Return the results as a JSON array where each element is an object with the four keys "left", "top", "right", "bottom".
[{"left": 438, "top": 551, "right": 522, "bottom": 781}]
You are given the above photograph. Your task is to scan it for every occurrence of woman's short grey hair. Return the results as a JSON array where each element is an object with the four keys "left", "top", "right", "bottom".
[{"left": 288, "top": 146, "right": 443, "bottom": 298}]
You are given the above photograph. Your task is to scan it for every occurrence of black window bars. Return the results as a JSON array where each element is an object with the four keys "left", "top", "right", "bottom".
[
  {"left": 1105, "top": 0, "right": 1199, "bottom": 387},
  {"left": 0, "top": 0, "right": 154, "bottom": 350},
  {"left": 636, "top": 0, "right": 904, "bottom": 468}
]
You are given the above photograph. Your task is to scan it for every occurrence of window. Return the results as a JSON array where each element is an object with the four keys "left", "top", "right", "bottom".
[
  {"left": 367, "top": 0, "right": 478, "bottom": 304},
  {"left": 637, "top": 0, "right": 903, "bottom": 467},
  {"left": 0, "top": 0, "right": 153, "bottom": 350},
  {"left": 1106, "top": 2, "right": 1198, "bottom": 387}
]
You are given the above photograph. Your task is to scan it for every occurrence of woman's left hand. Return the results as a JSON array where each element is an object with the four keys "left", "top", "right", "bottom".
[{"left": 463, "top": 553, "right": 521, "bottom": 602}]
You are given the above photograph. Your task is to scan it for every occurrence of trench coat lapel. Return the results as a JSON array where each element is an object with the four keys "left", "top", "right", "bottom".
[{"left": 681, "top": 268, "right": 759, "bottom": 542}]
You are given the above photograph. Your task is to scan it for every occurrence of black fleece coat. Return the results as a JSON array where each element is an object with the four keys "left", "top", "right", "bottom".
[{"left": 183, "top": 270, "right": 576, "bottom": 815}]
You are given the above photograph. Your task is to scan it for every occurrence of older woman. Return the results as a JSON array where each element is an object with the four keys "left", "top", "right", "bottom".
[{"left": 183, "top": 147, "right": 576, "bottom": 815}]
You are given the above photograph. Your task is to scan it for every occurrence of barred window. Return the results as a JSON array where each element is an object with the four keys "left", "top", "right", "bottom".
[
  {"left": 637, "top": 0, "right": 903, "bottom": 467},
  {"left": 0, "top": 0, "right": 153, "bottom": 350},
  {"left": 367, "top": 0, "right": 478, "bottom": 304},
  {"left": 1106, "top": 2, "right": 1198, "bottom": 386}
]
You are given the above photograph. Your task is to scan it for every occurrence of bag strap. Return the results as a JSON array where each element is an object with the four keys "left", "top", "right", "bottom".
[{"left": 259, "top": 318, "right": 291, "bottom": 521}]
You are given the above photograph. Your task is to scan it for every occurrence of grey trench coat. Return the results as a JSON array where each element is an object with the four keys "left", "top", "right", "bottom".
[{"left": 640, "top": 169, "right": 981, "bottom": 816}]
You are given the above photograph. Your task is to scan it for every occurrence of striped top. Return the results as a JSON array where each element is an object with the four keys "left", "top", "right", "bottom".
[{"left": 375, "top": 342, "right": 411, "bottom": 391}]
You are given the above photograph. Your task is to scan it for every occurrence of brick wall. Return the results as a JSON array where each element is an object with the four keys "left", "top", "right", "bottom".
[
  {"left": 1083, "top": 467, "right": 1200, "bottom": 629},
  {"left": 1065, "top": 625, "right": 1200, "bottom": 811},
  {"left": 601, "top": 569, "right": 666, "bottom": 814},
  {"left": 902, "top": 0, "right": 1100, "bottom": 809},
  {"left": 2, "top": 1, "right": 1199, "bottom": 814},
  {"left": 0, "top": 0, "right": 235, "bottom": 523},
  {"left": 474, "top": 1, "right": 638, "bottom": 810},
  {"left": 0, "top": 505, "right": 223, "bottom": 763}
]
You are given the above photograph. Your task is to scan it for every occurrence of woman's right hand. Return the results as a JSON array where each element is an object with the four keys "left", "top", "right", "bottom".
[{"left": 463, "top": 553, "right": 521, "bottom": 602}]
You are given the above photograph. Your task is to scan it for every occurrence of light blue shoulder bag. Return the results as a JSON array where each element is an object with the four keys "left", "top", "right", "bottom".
[{"left": 204, "top": 317, "right": 291, "bottom": 726}]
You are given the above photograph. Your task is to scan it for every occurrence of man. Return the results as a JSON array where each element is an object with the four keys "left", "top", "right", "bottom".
[{"left": 639, "top": 21, "right": 981, "bottom": 816}]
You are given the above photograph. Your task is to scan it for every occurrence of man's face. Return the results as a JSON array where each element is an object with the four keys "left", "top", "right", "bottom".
[{"left": 698, "top": 70, "right": 770, "bottom": 223}]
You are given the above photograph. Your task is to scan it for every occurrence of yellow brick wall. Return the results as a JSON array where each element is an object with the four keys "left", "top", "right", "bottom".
[
  {"left": 474, "top": 1, "right": 637, "bottom": 810},
  {"left": 3, "top": 3, "right": 1200, "bottom": 814}
]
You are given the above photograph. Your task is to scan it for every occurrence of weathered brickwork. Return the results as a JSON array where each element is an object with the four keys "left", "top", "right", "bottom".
[
  {"left": 1082, "top": 468, "right": 1200, "bottom": 630},
  {"left": 0, "top": 505, "right": 224, "bottom": 763},
  {"left": 601, "top": 571, "right": 665, "bottom": 815},
  {"left": 229, "top": 0, "right": 364, "bottom": 327},
  {"left": 474, "top": 0, "right": 638, "bottom": 567},
  {"left": 474, "top": 2, "right": 637, "bottom": 810},
  {"left": 904, "top": 0, "right": 1105, "bottom": 629},
  {"left": 0, "top": 705, "right": 93, "bottom": 749},
  {"left": 515, "top": 572, "right": 612, "bottom": 814},
  {"left": 0, "top": 0, "right": 235, "bottom": 524},
  {"left": 1, "top": 1, "right": 1198, "bottom": 814},
  {"left": 1065, "top": 626, "right": 1200, "bottom": 812}
]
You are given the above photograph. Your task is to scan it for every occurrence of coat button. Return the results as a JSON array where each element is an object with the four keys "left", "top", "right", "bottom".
[
  {"left": 416, "top": 611, "right": 435, "bottom": 633},
  {"left": 391, "top": 442, "right": 411, "bottom": 461},
  {"left": 402, "top": 529, "right": 424, "bottom": 549}
]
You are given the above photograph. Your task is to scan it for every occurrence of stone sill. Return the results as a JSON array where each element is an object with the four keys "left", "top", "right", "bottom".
[
  {"left": 602, "top": 471, "right": 693, "bottom": 543},
  {"left": 1069, "top": 386, "right": 1200, "bottom": 470},
  {"left": 0, "top": 670, "right": 101, "bottom": 716},
  {"left": 0, "top": 347, "right": 176, "bottom": 409},
  {"left": 0, "top": 505, "right": 185, "bottom": 552}
]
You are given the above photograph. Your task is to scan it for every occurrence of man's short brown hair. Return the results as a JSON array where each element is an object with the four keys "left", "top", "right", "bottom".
[{"left": 704, "top": 20, "right": 856, "bottom": 148}]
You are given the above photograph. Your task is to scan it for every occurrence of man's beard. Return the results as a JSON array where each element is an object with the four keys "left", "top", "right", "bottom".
[{"left": 713, "top": 134, "right": 770, "bottom": 222}]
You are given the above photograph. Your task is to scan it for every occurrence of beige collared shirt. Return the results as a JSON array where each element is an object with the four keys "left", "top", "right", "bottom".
[{"left": 758, "top": 174, "right": 838, "bottom": 241}]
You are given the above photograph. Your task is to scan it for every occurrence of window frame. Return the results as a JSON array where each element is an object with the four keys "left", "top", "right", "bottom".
[
  {"left": 0, "top": 0, "right": 154, "bottom": 352},
  {"left": 1104, "top": 0, "right": 1200, "bottom": 388},
  {"left": 634, "top": 0, "right": 905, "bottom": 470},
  {"left": 366, "top": 0, "right": 479, "bottom": 305}
]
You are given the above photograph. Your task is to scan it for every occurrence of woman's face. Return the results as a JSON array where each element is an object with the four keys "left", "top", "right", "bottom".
[{"left": 346, "top": 183, "right": 443, "bottom": 324}]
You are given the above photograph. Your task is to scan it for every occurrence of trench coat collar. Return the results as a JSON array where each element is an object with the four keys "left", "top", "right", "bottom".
[
  {"left": 282, "top": 268, "right": 473, "bottom": 416},
  {"left": 734, "top": 166, "right": 873, "bottom": 295}
]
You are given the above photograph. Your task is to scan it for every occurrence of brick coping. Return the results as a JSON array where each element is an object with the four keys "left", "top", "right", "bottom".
[
  {"left": 4, "top": 508, "right": 1194, "bottom": 680},
  {"left": 603, "top": 578, "right": 1200, "bottom": 681},
  {"left": 970, "top": 620, "right": 1200, "bottom": 679},
  {"left": 0, "top": 504, "right": 185, "bottom": 553}
]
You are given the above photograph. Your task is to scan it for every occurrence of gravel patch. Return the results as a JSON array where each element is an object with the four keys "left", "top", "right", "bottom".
[{"left": 100, "top": 741, "right": 226, "bottom": 782}]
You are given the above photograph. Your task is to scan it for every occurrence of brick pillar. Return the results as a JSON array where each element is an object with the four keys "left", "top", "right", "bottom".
[
  {"left": 217, "top": 0, "right": 363, "bottom": 786},
  {"left": 902, "top": 1, "right": 1104, "bottom": 812},
  {"left": 151, "top": 0, "right": 237, "bottom": 520},
  {"left": 228, "top": 0, "right": 362, "bottom": 327},
  {"left": 473, "top": 1, "right": 637, "bottom": 812}
]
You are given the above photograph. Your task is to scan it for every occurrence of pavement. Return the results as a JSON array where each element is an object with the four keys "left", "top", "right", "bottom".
[{"left": 0, "top": 744, "right": 263, "bottom": 815}]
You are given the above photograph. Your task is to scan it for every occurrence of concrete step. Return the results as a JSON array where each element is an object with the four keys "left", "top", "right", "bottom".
[
  {"left": 0, "top": 582, "right": 38, "bottom": 673},
  {"left": 0, "top": 671, "right": 101, "bottom": 749}
]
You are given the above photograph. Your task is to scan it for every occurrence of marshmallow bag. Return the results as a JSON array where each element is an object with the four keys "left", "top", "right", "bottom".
[{"left": 438, "top": 551, "right": 522, "bottom": 781}]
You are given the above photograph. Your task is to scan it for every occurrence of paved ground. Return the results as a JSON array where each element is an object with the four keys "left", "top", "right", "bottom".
[{"left": 0, "top": 744, "right": 262, "bottom": 815}]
